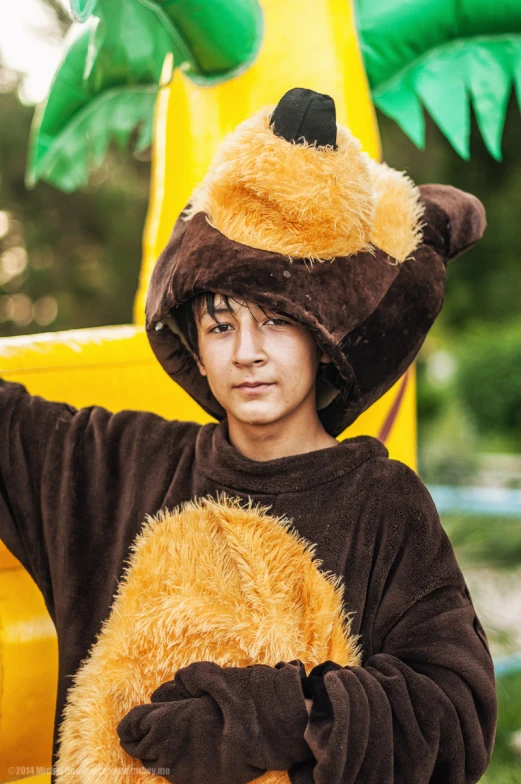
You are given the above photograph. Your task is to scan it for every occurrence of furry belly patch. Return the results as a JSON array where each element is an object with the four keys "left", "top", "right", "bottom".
[{"left": 55, "top": 493, "right": 361, "bottom": 783}]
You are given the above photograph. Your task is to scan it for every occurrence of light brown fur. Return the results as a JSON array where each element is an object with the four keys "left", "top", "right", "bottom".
[
  {"left": 184, "top": 105, "right": 424, "bottom": 263},
  {"left": 367, "top": 158, "right": 425, "bottom": 263},
  {"left": 55, "top": 494, "right": 362, "bottom": 784}
]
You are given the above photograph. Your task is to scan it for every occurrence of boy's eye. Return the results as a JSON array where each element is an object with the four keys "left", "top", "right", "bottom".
[
  {"left": 208, "top": 318, "right": 291, "bottom": 333},
  {"left": 266, "top": 318, "right": 291, "bottom": 326},
  {"left": 209, "top": 323, "right": 232, "bottom": 334}
]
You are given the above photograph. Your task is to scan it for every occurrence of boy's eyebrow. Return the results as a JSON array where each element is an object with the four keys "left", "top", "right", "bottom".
[
  {"left": 199, "top": 304, "right": 293, "bottom": 319},
  {"left": 199, "top": 306, "right": 234, "bottom": 317}
]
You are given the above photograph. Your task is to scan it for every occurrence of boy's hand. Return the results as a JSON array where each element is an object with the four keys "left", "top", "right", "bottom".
[
  {"left": 149, "top": 660, "right": 314, "bottom": 769},
  {"left": 116, "top": 695, "right": 266, "bottom": 784}
]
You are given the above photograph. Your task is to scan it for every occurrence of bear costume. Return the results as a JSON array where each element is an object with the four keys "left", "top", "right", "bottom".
[{"left": 0, "top": 88, "right": 496, "bottom": 784}]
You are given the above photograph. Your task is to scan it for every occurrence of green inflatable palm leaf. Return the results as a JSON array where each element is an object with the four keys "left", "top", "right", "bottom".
[
  {"left": 28, "top": 77, "right": 156, "bottom": 191},
  {"left": 27, "top": 0, "right": 262, "bottom": 191},
  {"left": 356, "top": 0, "right": 521, "bottom": 160},
  {"left": 25, "top": 7, "right": 184, "bottom": 191},
  {"left": 70, "top": 0, "right": 98, "bottom": 22}
]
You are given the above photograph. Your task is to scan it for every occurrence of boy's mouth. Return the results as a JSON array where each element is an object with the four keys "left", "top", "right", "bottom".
[{"left": 235, "top": 382, "right": 274, "bottom": 393}]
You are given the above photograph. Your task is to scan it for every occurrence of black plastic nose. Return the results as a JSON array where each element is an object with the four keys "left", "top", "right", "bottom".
[{"left": 270, "top": 87, "right": 338, "bottom": 149}]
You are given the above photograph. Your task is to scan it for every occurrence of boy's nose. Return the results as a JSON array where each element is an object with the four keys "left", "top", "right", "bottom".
[{"left": 232, "top": 323, "right": 266, "bottom": 365}]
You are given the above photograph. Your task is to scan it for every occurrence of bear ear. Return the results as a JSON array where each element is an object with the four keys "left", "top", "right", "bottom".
[{"left": 417, "top": 184, "right": 487, "bottom": 262}]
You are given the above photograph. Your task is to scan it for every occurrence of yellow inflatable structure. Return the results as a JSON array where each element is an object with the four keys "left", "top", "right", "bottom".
[{"left": 0, "top": 0, "right": 417, "bottom": 778}]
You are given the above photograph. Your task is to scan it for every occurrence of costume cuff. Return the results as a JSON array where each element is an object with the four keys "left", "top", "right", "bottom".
[{"left": 249, "top": 660, "right": 314, "bottom": 768}]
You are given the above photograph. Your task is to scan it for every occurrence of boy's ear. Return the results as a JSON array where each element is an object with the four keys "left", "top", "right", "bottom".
[{"left": 196, "top": 357, "right": 207, "bottom": 377}]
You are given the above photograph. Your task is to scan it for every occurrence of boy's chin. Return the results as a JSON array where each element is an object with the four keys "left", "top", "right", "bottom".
[{"left": 227, "top": 403, "right": 287, "bottom": 427}]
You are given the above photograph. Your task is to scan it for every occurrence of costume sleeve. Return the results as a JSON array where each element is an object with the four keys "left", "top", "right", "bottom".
[
  {"left": 418, "top": 183, "right": 486, "bottom": 261},
  {"left": 0, "top": 378, "right": 79, "bottom": 590},
  {"left": 0, "top": 377, "right": 187, "bottom": 613},
  {"left": 295, "top": 461, "right": 497, "bottom": 784}
]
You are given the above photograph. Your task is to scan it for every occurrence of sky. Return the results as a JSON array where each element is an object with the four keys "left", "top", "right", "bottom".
[{"left": 0, "top": 0, "right": 71, "bottom": 104}]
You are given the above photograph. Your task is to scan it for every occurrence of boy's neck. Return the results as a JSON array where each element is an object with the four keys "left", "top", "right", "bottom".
[{"left": 226, "top": 411, "right": 339, "bottom": 462}]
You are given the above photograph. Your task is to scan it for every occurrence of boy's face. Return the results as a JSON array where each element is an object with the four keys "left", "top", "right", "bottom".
[{"left": 194, "top": 294, "right": 332, "bottom": 428}]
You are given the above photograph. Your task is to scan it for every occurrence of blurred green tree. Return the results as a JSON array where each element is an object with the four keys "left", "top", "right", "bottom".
[{"left": 453, "top": 318, "right": 521, "bottom": 448}]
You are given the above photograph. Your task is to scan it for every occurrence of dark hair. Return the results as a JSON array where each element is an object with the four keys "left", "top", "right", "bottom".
[{"left": 173, "top": 292, "right": 275, "bottom": 359}]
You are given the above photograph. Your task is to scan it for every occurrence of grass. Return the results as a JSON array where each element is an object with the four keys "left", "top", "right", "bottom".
[
  {"left": 440, "top": 514, "right": 521, "bottom": 780},
  {"left": 482, "top": 671, "right": 521, "bottom": 782}
]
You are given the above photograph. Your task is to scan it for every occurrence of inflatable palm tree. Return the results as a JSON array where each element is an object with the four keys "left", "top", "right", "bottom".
[{"left": 1, "top": 0, "right": 520, "bottom": 777}]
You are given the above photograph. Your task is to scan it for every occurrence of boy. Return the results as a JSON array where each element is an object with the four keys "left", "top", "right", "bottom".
[{"left": 0, "top": 88, "right": 497, "bottom": 783}]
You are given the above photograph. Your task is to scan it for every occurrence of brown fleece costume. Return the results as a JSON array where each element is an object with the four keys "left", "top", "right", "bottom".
[
  {"left": 0, "top": 88, "right": 497, "bottom": 783},
  {"left": 0, "top": 388, "right": 497, "bottom": 783}
]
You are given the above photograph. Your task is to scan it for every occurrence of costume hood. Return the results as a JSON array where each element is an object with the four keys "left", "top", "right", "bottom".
[
  {"left": 145, "top": 88, "right": 486, "bottom": 436},
  {"left": 55, "top": 494, "right": 361, "bottom": 783}
]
